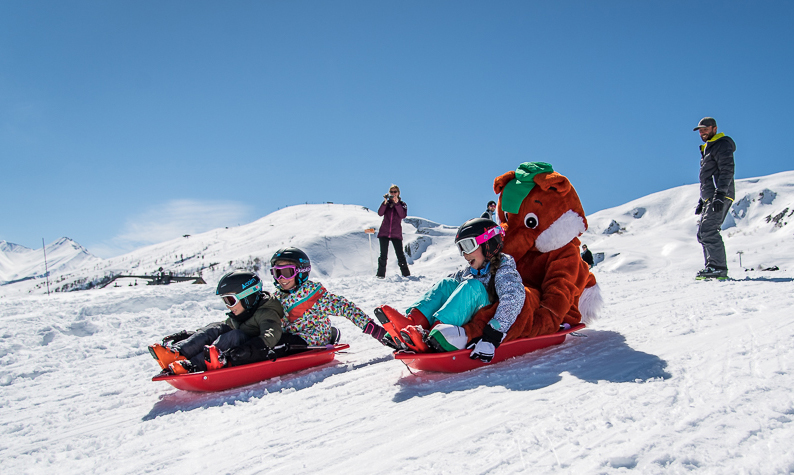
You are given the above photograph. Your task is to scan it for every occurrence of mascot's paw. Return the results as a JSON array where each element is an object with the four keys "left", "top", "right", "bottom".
[
  {"left": 579, "top": 283, "right": 603, "bottom": 325},
  {"left": 427, "top": 324, "right": 468, "bottom": 352}
]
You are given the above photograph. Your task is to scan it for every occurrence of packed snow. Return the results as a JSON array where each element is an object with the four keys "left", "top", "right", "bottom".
[{"left": 1, "top": 172, "right": 793, "bottom": 474}]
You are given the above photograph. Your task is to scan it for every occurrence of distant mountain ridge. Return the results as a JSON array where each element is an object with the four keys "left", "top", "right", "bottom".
[
  {"left": 0, "top": 237, "right": 100, "bottom": 285},
  {"left": 2, "top": 170, "right": 792, "bottom": 296},
  {"left": 0, "top": 204, "right": 459, "bottom": 297}
]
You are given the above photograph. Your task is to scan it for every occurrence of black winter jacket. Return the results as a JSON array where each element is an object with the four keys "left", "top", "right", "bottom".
[
  {"left": 699, "top": 134, "right": 736, "bottom": 202},
  {"left": 225, "top": 291, "right": 284, "bottom": 349}
]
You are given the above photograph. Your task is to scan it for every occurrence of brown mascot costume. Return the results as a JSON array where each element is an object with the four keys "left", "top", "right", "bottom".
[{"left": 462, "top": 162, "right": 602, "bottom": 343}]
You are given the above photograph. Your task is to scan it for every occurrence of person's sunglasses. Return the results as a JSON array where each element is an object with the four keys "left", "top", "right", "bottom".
[
  {"left": 389, "top": 191, "right": 399, "bottom": 194},
  {"left": 220, "top": 281, "right": 262, "bottom": 307},
  {"left": 456, "top": 226, "right": 503, "bottom": 255},
  {"left": 269, "top": 264, "right": 310, "bottom": 281}
]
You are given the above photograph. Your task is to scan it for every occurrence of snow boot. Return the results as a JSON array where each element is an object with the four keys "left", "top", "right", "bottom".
[
  {"left": 148, "top": 343, "right": 186, "bottom": 369},
  {"left": 203, "top": 345, "right": 226, "bottom": 371},
  {"left": 167, "top": 359, "right": 196, "bottom": 375},
  {"left": 696, "top": 266, "right": 728, "bottom": 280},
  {"left": 329, "top": 326, "right": 341, "bottom": 345},
  {"left": 398, "top": 262, "right": 411, "bottom": 277},
  {"left": 379, "top": 305, "right": 430, "bottom": 333},
  {"left": 374, "top": 306, "right": 408, "bottom": 349},
  {"left": 427, "top": 324, "right": 469, "bottom": 352},
  {"left": 400, "top": 325, "right": 430, "bottom": 352}
]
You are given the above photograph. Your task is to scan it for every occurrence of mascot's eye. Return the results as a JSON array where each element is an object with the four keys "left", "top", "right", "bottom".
[{"left": 524, "top": 213, "right": 539, "bottom": 229}]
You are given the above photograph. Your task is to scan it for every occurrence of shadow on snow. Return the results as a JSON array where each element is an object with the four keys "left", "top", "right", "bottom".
[
  {"left": 142, "top": 354, "right": 394, "bottom": 420},
  {"left": 730, "top": 276, "right": 794, "bottom": 283},
  {"left": 392, "top": 329, "right": 671, "bottom": 402}
]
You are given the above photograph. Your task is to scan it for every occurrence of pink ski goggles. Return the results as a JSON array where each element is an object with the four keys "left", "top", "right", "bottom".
[
  {"left": 456, "top": 226, "right": 503, "bottom": 255},
  {"left": 270, "top": 264, "right": 310, "bottom": 281}
]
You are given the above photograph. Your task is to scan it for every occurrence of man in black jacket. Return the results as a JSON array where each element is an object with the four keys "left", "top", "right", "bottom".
[
  {"left": 693, "top": 117, "right": 735, "bottom": 279},
  {"left": 581, "top": 244, "right": 594, "bottom": 268}
]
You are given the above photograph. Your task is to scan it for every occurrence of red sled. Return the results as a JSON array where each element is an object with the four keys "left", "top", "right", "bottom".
[
  {"left": 395, "top": 324, "right": 585, "bottom": 373},
  {"left": 152, "top": 344, "right": 349, "bottom": 392}
]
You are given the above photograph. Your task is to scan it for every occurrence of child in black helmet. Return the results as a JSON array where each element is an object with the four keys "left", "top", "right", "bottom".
[
  {"left": 375, "top": 218, "right": 525, "bottom": 362},
  {"left": 269, "top": 247, "right": 392, "bottom": 347},
  {"left": 148, "top": 269, "right": 285, "bottom": 374}
]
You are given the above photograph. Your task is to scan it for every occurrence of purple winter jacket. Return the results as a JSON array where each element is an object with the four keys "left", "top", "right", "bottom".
[{"left": 377, "top": 200, "right": 407, "bottom": 240}]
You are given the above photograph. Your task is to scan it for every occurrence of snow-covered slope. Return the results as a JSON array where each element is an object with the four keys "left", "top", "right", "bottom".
[
  {"left": 0, "top": 238, "right": 100, "bottom": 285},
  {"left": 0, "top": 204, "right": 459, "bottom": 298},
  {"left": 582, "top": 170, "right": 794, "bottom": 275},
  {"left": 1, "top": 174, "right": 793, "bottom": 474}
]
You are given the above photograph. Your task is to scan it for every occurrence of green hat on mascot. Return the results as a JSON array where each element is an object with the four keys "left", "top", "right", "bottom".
[{"left": 501, "top": 162, "right": 554, "bottom": 214}]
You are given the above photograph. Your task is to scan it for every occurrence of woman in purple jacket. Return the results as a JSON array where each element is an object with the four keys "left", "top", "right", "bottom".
[{"left": 377, "top": 184, "right": 410, "bottom": 278}]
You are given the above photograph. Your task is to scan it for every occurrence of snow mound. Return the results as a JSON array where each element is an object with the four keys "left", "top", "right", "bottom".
[{"left": 582, "top": 170, "right": 794, "bottom": 273}]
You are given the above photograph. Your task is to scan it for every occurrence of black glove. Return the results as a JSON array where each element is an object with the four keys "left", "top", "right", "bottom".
[
  {"left": 694, "top": 199, "right": 704, "bottom": 215},
  {"left": 466, "top": 324, "right": 505, "bottom": 363},
  {"left": 712, "top": 192, "right": 726, "bottom": 212},
  {"left": 363, "top": 320, "right": 393, "bottom": 347},
  {"left": 162, "top": 329, "right": 194, "bottom": 346},
  {"left": 226, "top": 338, "right": 276, "bottom": 366}
]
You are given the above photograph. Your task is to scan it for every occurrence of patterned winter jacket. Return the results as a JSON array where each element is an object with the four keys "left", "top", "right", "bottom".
[
  {"left": 448, "top": 253, "right": 525, "bottom": 334},
  {"left": 274, "top": 280, "right": 371, "bottom": 345}
]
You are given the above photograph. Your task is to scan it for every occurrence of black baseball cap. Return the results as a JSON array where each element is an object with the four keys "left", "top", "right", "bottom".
[{"left": 693, "top": 117, "right": 717, "bottom": 131}]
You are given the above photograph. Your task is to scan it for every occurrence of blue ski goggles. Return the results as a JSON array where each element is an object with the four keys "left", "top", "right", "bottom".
[{"left": 220, "top": 281, "right": 262, "bottom": 307}]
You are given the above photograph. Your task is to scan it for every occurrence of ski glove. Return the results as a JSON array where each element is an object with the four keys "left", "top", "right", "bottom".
[
  {"left": 162, "top": 329, "right": 194, "bottom": 346},
  {"left": 226, "top": 338, "right": 276, "bottom": 366},
  {"left": 467, "top": 325, "right": 505, "bottom": 363},
  {"left": 695, "top": 199, "right": 704, "bottom": 215},
  {"left": 712, "top": 192, "right": 726, "bottom": 212},
  {"left": 363, "top": 320, "right": 394, "bottom": 347}
]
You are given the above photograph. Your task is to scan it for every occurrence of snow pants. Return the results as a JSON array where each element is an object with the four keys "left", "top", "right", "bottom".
[
  {"left": 408, "top": 277, "right": 490, "bottom": 327},
  {"left": 228, "top": 332, "right": 310, "bottom": 367},
  {"left": 697, "top": 201, "right": 731, "bottom": 269},
  {"left": 378, "top": 237, "right": 410, "bottom": 277},
  {"left": 173, "top": 321, "right": 250, "bottom": 372}
]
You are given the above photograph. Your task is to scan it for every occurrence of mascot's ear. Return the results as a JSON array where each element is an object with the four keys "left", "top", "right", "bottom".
[
  {"left": 534, "top": 171, "right": 571, "bottom": 195},
  {"left": 494, "top": 171, "right": 516, "bottom": 194}
]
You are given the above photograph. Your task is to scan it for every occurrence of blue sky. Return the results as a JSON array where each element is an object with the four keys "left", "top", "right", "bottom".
[{"left": 2, "top": 1, "right": 792, "bottom": 258}]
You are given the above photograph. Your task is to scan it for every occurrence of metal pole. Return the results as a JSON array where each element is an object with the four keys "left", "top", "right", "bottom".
[
  {"left": 42, "top": 238, "right": 51, "bottom": 296},
  {"left": 365, "top": 228, "right": 375, "bottom": 275},
  {"left": 368, "top": 233, "right": 374, "bottom": 274}
]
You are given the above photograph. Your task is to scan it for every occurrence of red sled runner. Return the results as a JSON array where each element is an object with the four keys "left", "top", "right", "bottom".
[
  {"left": 152, "top": 344, "right": 349, "bottom": 392},
  {"left": 395, "top": 324, "right": 584, "bottom": 373}
]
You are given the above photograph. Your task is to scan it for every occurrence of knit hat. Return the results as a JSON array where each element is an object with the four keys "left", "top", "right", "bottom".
[{"left": 501, "top": 162, "right": 554, "bottom": 214}]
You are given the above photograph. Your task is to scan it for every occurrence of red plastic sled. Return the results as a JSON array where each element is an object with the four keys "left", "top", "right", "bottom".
[
  {"left": 152, "top": 344, "right": 349, "bottom": 392},
  {"left": 395, "top": 324, "right": 585, "bottom": 373}
]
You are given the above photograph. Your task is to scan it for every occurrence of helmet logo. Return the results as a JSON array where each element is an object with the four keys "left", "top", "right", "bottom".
[{"left": 242, "top": 278, "right": 257, "bottom": 289}]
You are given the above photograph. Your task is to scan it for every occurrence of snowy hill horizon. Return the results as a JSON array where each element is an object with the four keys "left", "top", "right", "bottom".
[
  {"left": 2, "top": 170, "right": 793, "bottom": 474},
  {"left": 2, "top": 170, "right": 793, "bottom": 297}
]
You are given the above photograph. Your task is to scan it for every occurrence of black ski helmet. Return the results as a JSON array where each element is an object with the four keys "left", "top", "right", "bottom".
[
  {"left": 455, "top": 218, "right": 503, "bottom": 260},
  {"left": 270, "top": 247, "right": 312, "bottom": 289},
  {"left": 216, "top": 270, "right": 263, "bottom": 310}
]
